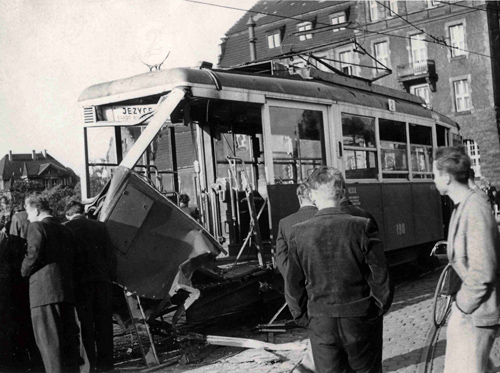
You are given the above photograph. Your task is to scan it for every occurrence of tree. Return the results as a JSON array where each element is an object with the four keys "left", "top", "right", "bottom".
[
  {"left": 40, "top": 184, "right": 80, "bottom": 219},
  {"left": 9, "top": 180, "right": 44, "bottom": 209},
  {"left": 9, "top": 180, "right": 81, "bottom": 220}
]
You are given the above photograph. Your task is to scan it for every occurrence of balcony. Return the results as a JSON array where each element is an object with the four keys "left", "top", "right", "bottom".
[{"left": 397, "top": 60, "right": 437, "bottom": 92}]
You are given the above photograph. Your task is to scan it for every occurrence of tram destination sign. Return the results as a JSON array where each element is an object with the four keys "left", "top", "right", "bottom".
[
  {"left": 112, "top": 104, "right": 186, "bottom": 127},
  {"left": 112, "top": 105, "right": 156, "bottom": 122}
]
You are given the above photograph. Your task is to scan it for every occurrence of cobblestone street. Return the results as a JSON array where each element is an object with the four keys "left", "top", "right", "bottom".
[
  {"left": 125, "top": 267, "right": 497, "bottom": 373},
  {"left": 144, "top": 267, "right": 444, "bottom": 373}
]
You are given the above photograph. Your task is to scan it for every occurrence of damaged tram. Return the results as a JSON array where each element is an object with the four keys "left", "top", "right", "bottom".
[{"left": 78, "top": 64, "right": 459, "bottom": 360}]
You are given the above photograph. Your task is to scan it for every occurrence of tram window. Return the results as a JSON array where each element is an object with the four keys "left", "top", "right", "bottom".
[
  {"left": 87, "top": 127, "right": 117, "bottom": 164},
  {"left": 410, "top": 124, "right": 433, "bottom": 179},
  {"left": 379, "top": 119, "right": 408, "bottom": 178},
  {"left": 269, "top": 107, "right": 325, "bottom": 184},
  {"left": 121, "top": 127, "right": 143, "bottom": 160},
  {"left": 88, "top": 165, "right": 114, "bottom": 198},
  {"left": 341, "top": 114, "right": 378, "bottom": 179},
  {"left": 86, "top": 127, "right": 119, "bottom": 197},
  {"left": 214, "top": 133, "right": 253, "bottom": 163},
  {"left": 436, "top": 125, "right": 448, "bottom": 147}
]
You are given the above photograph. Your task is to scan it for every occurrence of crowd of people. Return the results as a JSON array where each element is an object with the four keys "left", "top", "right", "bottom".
[
  {"left": 0, "top": 196, "right": 116, "bottom": 373},
  {"left": 0, "top": 145, "right": 499, "bottom": 373},
  {"left": 277, "top": 146, "right": 500, "bottom": 373}
]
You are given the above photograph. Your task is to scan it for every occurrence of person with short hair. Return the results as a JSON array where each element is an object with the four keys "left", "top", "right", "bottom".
[
  {"left": 275, "top": 183, "right": 318, "bottom": 275},
  {"left": 286, "top": 167, "right": 393, "bottom": 373},
  {"left": 0, "top": 221, "right": 12, "bottom": 367},
  {"left": 9, "top": 208, "right": 41, "bottom": 368},
  {"left": 179, "top": 194, "right": 200, "bottom": 221},
  {"left": 64, "top": 200, "right": 116, "bottom": 372},
  {"left": 433, "top": 146, "right": 500, "bottom": 373},
  {"left": 21, "top": 194, "right": 81, "bottom": 373},
  {"left": 275, "top": 183, "right": 318, "bottom": 373}
]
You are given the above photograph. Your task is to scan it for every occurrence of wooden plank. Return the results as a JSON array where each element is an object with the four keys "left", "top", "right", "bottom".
[{"left": 204, "top": 335, "right": 303, "bottom": 351}]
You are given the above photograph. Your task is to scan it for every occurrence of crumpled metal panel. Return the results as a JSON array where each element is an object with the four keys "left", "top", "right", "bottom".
[{"left": 99, "top": 166, "right": 222, "bottom": 300}]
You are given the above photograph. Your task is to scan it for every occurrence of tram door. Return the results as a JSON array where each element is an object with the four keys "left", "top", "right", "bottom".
[
  {"left": 195, "top": 100, "right": 268, "bottom": 253},
  {"left": 262, "top": 101, "right": 330, "bottom": 241}
]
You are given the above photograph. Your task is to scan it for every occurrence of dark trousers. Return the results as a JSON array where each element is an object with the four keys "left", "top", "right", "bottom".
[
  {"left": 11, "top": 276, "right": 41, "bottom": 367},
  {"left": 31, "top": 302, "right": 81, "bottom": 373},
  {"left": 307, "top": 314, "right": 383, "bottom": 373},
  {"left": 0, "top": 276, "right": 12, "bottom": 366},
  {"left": 76, "top": 282, "right": 114, "bottom": 370}
]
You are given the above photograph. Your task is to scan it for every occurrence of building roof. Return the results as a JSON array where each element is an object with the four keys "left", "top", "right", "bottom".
[
  {"left": 227, "top": 0, "right": 350, "bottom": 34},
  {"left": 0, "top": 151, "right": 77, "bottom": 182},
  {"left": 219, "top": 0, "right": 355, "bottom": 67}
]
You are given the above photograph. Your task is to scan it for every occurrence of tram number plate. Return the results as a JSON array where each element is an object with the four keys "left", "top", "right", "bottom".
[{"left": 396, "top": 223, "right": 406, "bottom": 236}]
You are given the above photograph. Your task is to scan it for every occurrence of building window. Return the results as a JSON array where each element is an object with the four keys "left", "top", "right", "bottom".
[
  {"left": 464, "top": 139, "right": 481, "bottom": 176},
  {"left": 410, "top": 33, "right": 427, "bottom": 65},
  {"left": 43, "top": 179, "right": 50, "bottom": 189},
  {"left": 369, "top": 0, "right": 380, "bottom": 21},
  {"left": 330, "top": 12, "right": 346, "bottom": 32},
  {"left": 339, "top": 50, "right": 353, "bottom": 75},
  {"left": 410, "top": 84, "right": 430, "bottom": 106},
  {"left": 297, "top": 22, "right": 313, "bottom": 41},
  {"left": 267, "top": 32, "right": 281, "bottom": 49},
  {"left": 311, "top": 52, "right": 330, "bottom": 72},
  {"left": 388, "top": 0, "right": 398, "bottom": 17},
  {"left": 453, "top": 79, "right": 471, "bottom": 112},
  {"left": 449, "top": 23, "right": 466, "bottom": 57},
  {"left": 374, "top": 41, "right": 389, "bottom": 71}
]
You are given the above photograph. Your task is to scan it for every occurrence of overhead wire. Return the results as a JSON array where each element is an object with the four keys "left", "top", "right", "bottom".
[
  {"left": 375, "top": 0, "right": 447, "bottom": 46},
  {"left": 180, "top": 0, "right": 335, "bottom": 26},
  {"left": 436, "top": 0, "right": 499, "bottom": 14},
  {"left": 180, "top": 0, "right": 496, "bottom": 62},
  {"left": 346, "top": 24, "right": 496, "bottom": 61}
]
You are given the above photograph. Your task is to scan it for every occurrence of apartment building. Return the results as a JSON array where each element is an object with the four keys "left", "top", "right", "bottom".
[{"left": 218, "top": 0, "right": 500, "bottom": 185}]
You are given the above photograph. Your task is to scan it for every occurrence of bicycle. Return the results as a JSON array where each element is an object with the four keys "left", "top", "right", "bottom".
[{"left": 430, "top": 241, "right": 454, "bottom": 328}]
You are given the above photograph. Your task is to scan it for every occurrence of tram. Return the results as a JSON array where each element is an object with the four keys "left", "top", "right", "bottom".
[{"left": 78, "top": 63, "right": 460, "bottom": 301}]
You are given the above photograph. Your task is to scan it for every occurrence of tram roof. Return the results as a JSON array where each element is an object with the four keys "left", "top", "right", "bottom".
[{"left": 79, "top": 67, "right": 458, "bottom": 128}]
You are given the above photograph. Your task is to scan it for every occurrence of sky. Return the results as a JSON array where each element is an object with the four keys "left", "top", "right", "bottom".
[{"left": 0, "top": 0, "right": 258, "bottom": 176}]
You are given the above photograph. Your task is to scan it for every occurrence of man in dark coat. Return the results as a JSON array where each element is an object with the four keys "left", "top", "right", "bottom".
[
  {"left": 64, "top": 201, "right": 116, "bottom": 372},
  {"left": 340, "top": 192, "right": 379, "bottom": 232},
  {"left": 21, "top": 194, "right": 81, "bottom": 373},
  {"left": 275, "top": 183, "right": 318, "bottom": 275},
  {"left": 275, "top": 183, "right": 317, "bottom": 372},
  {"left": 0, "top": 228, "right": 12, "bottom": 367},
  {"left": 286, "top": 167, "right": 393, "bottom": 373},
  {"left": 8, "top": 210, "right": 42, "bottom": 368}
]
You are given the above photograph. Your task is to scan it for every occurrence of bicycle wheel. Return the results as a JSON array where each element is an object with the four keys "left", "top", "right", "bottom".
[{"left": 433, "top": 264, "right": 453, "bottom": 327}]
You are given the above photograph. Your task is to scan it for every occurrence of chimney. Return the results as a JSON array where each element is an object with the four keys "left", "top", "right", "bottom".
[
  {"left": 8, "top": 151, "right": 12, "bottom": 161},
  {"left": 247, "top": 16, "right": 257, "bottom": 62},
  {"left": 218, "top": 36, "right": 228, "bottom": 66},
  {"left": 32, "top": 150, "right": 37, "bottom": 160},
  {"left": 42, "top": 149, "right": 47, "bottom": 158}
]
